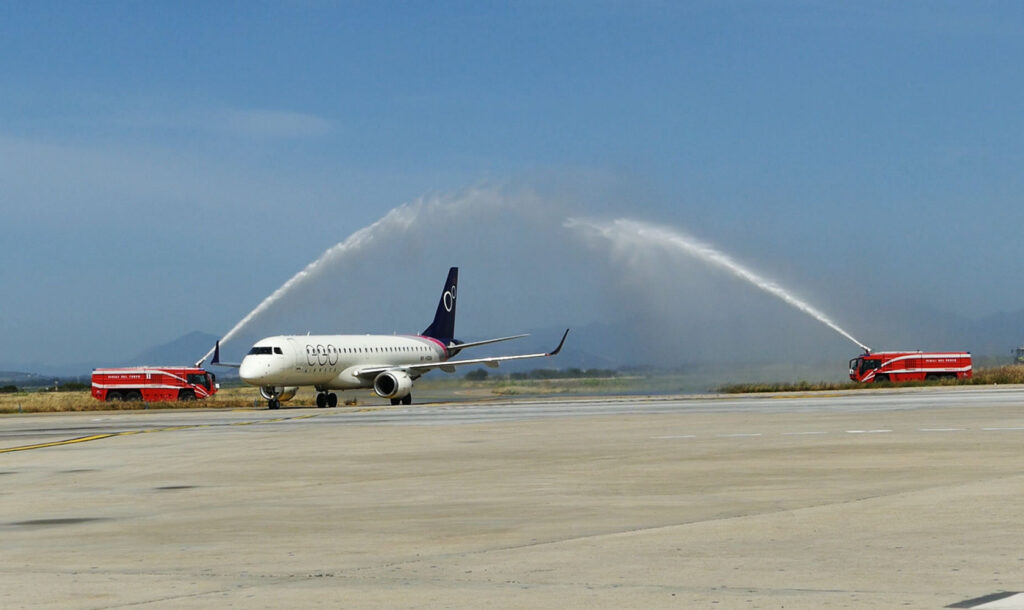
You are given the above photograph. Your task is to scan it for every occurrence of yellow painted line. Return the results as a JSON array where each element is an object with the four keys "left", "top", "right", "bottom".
[
  {"left": 0, "top": 434, "right": 117, "bottom": 453},
  {"left": 0, "top": 413, "right": 328, "bottom": 454}
]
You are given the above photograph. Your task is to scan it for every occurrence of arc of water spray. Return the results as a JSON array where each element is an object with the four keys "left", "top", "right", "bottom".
[
  {"left": 197, "top": 189, "right": 503, "bottom": 365},
  {"left": 565, "top": 217, "right": 871, "bottom": 353},
  {"left": 197, "top": 204, "right": 420, "bottom": 365}
]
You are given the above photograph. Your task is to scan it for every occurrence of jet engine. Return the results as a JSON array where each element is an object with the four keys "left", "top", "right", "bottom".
[
  {"left": 259, "top": 386, "right": 298, "bottom": 402},
  {"left": 373, "top": 370, "right": 413, "bottom": 399}
]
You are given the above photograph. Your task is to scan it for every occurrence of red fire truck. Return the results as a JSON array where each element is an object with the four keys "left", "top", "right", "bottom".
[
  {"left": 91, "top": 367, "right": 218, "bottom": 402},
  {"left": 848, "top": 351, "right": 972, "bottom": 383}
]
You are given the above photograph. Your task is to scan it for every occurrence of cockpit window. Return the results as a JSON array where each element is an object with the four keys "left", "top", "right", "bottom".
[
  {"left": 247, "top": 347, "right": 274, "bottom": 355},
  {"left": 274, "top": 347, "right": 283, "bottom": 355}
]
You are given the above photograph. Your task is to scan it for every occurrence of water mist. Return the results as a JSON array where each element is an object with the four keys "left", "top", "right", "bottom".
[{"left": 565, "top": 217, "right": 871, "bottom": 353}]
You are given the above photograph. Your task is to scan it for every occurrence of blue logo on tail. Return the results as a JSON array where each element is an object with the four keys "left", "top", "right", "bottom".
[{"left": 422, "top": 267, "right": 458, "bottom": 343}]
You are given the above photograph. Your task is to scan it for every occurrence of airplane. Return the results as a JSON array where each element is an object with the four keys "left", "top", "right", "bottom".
[{"left": 211, "top": 267, "right": 569, "bottom": 409}]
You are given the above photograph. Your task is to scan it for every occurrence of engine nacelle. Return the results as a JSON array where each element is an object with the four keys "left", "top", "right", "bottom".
[
  {"left": 373, "top": 370, "right": 413, "bottom": 399},
  {"left": 259, "top": 386, "right": 298, "bottom": 402}
]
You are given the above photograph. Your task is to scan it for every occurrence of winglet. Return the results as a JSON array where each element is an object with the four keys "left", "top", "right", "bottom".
[
  {"left": 209, "top": 340, "right": 242, "bottom": 368},
  {"left": 548, "top": 329, "right": 570, "bottom": 356}
]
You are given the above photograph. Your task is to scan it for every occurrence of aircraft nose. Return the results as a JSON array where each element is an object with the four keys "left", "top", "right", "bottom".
[{"left": 238, "top": 357, "right": 263, "bottom": 385}]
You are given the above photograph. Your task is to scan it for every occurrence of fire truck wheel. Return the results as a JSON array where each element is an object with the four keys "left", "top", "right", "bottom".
[
  {"left": 106, "top": 391, "right": 123, "bottom": 402},
  {"left": 925, "top": 374, "right": 938, "bottom": 381},
  {"left": 124, "top": 390, "right": 142, "bottom": 401},
  {"left": 875, "top": 374, "right": 889, "bottom": 382},
  {"left": 316, "top": 393, "right": 327, "bottom": 408},
  {"left": 178, "top": 390, "right": 195, "bottom": 401},
  {"left": 327, "top": 393, "right": 338, "bottom": 408}
]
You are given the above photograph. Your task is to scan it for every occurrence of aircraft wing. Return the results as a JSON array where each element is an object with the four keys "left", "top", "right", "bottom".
[
  {"left": 446, "top": 333, "right": 529, "bottom": 351},
  {"left": 354, "top": 329, "right": 569, "bottom": 377}
]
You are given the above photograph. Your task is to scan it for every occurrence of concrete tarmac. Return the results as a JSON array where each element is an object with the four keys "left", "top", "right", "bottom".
[{"left": 2, "top": 388, "right": 1023, "bottom": 608}]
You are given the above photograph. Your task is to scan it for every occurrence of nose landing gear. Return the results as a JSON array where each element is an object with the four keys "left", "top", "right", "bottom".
[{"left": 259, "top": 386, "right": 297, "bottom": 410}]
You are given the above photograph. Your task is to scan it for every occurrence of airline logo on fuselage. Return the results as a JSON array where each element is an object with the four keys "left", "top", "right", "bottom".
[{"left": 306, "top": 344, "right": 339, "bottom": 366}]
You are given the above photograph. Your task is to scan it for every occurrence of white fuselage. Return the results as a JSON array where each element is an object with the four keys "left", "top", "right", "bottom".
[{"left": 239, "top": 334, "right": 449, "bottom": 389}]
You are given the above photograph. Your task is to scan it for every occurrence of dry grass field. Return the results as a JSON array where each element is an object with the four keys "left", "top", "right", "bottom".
[
  {"left": 0, "top": 376, "right": 647, "bottom": 414},
  {"left": 973, "top": 363, "right": 1024, "bottom": 384},
  {"left": 0, "top": 386, "right": 260, "bottom": 414},
  {"left": 720, "top": 364, "right": 1024, "bottom": 393}
]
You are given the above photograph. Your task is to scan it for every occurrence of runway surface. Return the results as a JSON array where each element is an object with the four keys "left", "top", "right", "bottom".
[{"left": 2, "top": 387, "right": 1023, "bottom": 608}]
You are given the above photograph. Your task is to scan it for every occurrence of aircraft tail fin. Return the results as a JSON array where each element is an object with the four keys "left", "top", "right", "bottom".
[{"left": 422, "top": 267, "right": 458, "bottom": 343}]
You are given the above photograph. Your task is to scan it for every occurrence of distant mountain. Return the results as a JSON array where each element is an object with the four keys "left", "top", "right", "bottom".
[
  {"left": 0, "top": 371, "right": 51, "bottom": 385},
  {"left": 500, "top": 305, "right": 1024, "bottom": 376},
  {"left": 0, "top": 331, "right": 223, "bottom": 381},
  {"left": 452, "top": 324, "right": 623, "bottom": 373},
  {"left": 128, "top": 331, "right": 220, "bottom": 366},
  {"left": 0, "top": 362, "right": 91, "bottom": 381},
  {"left": 845, "top": 300, "right": 1024, "bottom": 358},
  {"left": 968, "top": 310, "right": 1024, "bottom": 357}
]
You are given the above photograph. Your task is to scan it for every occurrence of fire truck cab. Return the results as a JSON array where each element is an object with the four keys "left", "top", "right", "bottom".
[
  {"left": 849, "top": 351, "right": 972, "bottom": 383},
  {"left": 91, "top": 367, "right": 218, "bottom": 402}
]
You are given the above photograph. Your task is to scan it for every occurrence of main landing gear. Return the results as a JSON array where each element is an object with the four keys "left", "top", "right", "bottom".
[
  {"left": 316, "top": 392, "right": 338, "bottom": 409},
  {"left": 390, "top": 394, "right": 413, "bottom": 406}
]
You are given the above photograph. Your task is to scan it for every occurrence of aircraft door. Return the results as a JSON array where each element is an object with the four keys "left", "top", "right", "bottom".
[{"left": 286, "top": 337, "right": 302, "bottom": 370}]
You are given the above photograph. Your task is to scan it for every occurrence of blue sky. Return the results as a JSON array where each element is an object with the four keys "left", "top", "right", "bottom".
[{"left": 2, "top": 2, "right": 1023, "bottom": 366}]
